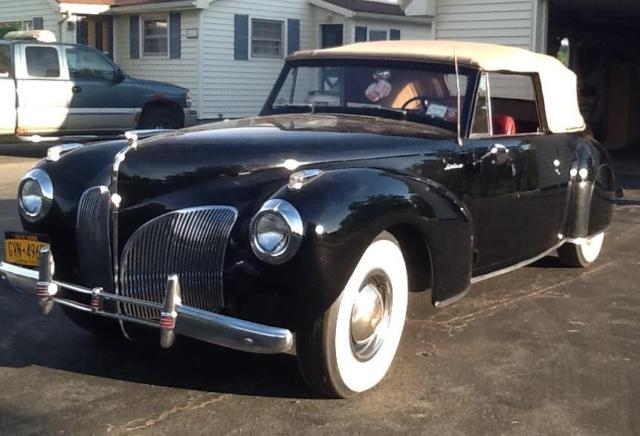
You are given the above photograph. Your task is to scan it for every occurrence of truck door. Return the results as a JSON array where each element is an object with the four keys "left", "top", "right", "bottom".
[
  {"left": 63, "top": 46, "right": 136, "bottom": 133},
  {"left": 15, "top": 44, "right": 71, "bottom": 135},
  {"left": 0, "top": 44, "right": 16, "bottom": 135}
]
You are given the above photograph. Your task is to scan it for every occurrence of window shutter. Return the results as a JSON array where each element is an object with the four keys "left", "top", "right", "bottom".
[
  {"left": 234, "top": 14, "right": 249, "bottom": 60},
  {"left": 129, "top": 15, "right": 140, "bottom": 59},
  {"left": 287, "top": 19, "right": 300, "bottom": 55},
  {"left": 355, "top": 26, "right": 367, "bottom": 42},
  {"left": 32, "top": 17, "right": 44, "bottom": 30},
  {"left": 106, "top": 17, "right": 114, "bottom": 59},
  {"left": 169, "top": 12, "right": 181, "bottom": 59},
  {"left": 390, "top": 29, "right": 401, "bottom": 40}
]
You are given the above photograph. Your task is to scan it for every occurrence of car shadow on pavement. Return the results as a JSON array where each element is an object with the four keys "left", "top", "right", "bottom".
[{"left": 0, "top": 288, "right": 317, "bottom": 399}]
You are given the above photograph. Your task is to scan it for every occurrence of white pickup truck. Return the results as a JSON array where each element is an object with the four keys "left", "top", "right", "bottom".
[{"left": 0, "top": 32, "right": 196, "bottom": 137}]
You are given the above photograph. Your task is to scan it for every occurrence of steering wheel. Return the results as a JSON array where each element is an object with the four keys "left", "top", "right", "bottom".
[{"left": 401, "top": 96, "right": 428, "bottom": 111}]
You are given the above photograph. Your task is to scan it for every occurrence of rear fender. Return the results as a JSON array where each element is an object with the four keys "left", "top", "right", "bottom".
[{"left": 564, "top": 139, "right": 614, "bottom": 238}]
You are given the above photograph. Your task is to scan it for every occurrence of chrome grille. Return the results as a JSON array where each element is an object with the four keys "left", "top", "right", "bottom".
[
  {"left": 119, "top": 206, "right": 238, "bottom": 320},
  {"left": 76, "top": 186, "right": 113, "bottom": 291}
]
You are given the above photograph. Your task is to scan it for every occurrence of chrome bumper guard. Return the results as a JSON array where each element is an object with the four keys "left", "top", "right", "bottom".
[{"left": 0, "top": 248, "right": 293, "bottom": 354}]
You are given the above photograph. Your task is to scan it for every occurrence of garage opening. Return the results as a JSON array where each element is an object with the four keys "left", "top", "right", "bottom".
[{"left": 547, "top": 0, "right": 640, "bottom": 154}]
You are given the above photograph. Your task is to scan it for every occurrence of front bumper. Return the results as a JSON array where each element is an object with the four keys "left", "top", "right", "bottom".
[
  {"left": 0, "top": 249, "right": 293, "bottom": 354},
  {"left": 184, "top": 109, "right": 198, "bottom": 127}
]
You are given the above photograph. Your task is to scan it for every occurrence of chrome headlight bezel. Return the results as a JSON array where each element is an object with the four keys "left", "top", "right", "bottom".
[
  {"left": 18, "top": 168, "right": 53, "bottom": 221},
  {"left": 250, "top": 199, "right": 304, "bottom": 264}
]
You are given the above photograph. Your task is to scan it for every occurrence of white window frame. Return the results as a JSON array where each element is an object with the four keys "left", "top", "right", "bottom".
[
  {"left": 23, "top": 45, "right": 65, "bottom": 79},
  {"left": 368, "top": 28, "right": 389, "bottom": 42},
  {"left": 0, "top": 20, "right": 34, "bottom": 37},
  {"left": 469, "top": 72, "right": 545, "bottom": 139},
  {"left": 141, "top": 14, "right": 169, "bottom": 58},
  {"left": 250, "top": 18, "right": 285, "bottom": 59}
]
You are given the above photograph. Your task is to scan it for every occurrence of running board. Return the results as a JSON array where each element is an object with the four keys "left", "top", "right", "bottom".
[{"left": 470, "top": 239, "right": 566, "bottom": 284}]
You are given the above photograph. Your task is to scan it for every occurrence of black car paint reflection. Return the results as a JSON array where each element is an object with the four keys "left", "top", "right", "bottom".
[{"left": 23, "top": 107, "right": 615, "bottom": 331}]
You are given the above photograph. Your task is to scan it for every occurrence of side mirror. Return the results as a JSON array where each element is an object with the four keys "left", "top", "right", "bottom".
[{"left": 113, "top": 67, "right": 126, "bottom": 83}]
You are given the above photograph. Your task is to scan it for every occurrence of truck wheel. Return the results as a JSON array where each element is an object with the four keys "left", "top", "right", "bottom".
[
  {"left": 296, "top": 232, "right": 408, "bottom": 398},
  {"left": 558, "top": 232, "right": 605, "bottom": 267},
  {"left": 61, "top": 305, "right": 123, "bottom": 339},
  {"left": 139, "top": 107, "right": 181, "bottom": 130}
]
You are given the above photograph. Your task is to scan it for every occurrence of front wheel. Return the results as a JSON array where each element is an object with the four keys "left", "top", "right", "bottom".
[
  {"left": 138, "top": 107, "right": 181, "bottom": 130},
  {"left": 558, "top": 232, "right": 605, "bottom": 267},
  {"left": 296, "top": 232, "right": 408, "bottom": 398}
]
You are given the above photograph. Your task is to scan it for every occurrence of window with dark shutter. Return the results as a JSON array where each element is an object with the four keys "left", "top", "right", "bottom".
[
  {"left": 234, "top": 14, "right": 249, "bottom": 60},
  {"left": 143, "top": 18, "right": 168, "bottom": 56},
  {"left": 169, "top": 12, "right": 181, "bottom": 59},
  {"left": 251, "top": 19, "right": 284, "bottom": 58},
  {"left": 390, "top": 29, "right": 401, "bottom": 40},
  {"left": 287, "top": 19, "right": 300, "bottom": 55},
  {"left": 355, "top": 26, "right": 367, "bottom": 42},
  {"left": 32, "top": 17, "right": 44, "bottom": 30},
  {"left": 129, "top": 15, "right": 140, "bottom": 59}
]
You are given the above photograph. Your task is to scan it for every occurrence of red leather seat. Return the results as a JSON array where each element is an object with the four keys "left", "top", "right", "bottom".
[{"left": 492, "top": 115, "right": 517, "bottom": 136}]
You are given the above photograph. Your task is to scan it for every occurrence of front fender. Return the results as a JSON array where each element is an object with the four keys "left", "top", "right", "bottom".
[{"left": 270, "top": 168, "right": 473, "bottom": 321}]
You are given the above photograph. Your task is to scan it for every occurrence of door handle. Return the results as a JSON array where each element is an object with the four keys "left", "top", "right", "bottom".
[
  {"left": 72, "top": 86, "right": 82, "bottom": 94},
  {"left": 480, "top": 144, "right": 509, "bottom": 162}
]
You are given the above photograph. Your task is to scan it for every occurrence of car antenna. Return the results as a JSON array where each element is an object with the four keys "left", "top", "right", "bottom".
[{"left": 454, "top": 45, "right": 463, "bottom": 147}]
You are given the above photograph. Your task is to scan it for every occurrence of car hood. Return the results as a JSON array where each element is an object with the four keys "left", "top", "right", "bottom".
[
  {"left": 116, "top": 113, "right": 454, "bottom": 208},
  {"left": 122, "top": 114, "right": 452, "bottom": 176},
  {"left": 125, "top": 76, "right": 187, "bottom": 92}
]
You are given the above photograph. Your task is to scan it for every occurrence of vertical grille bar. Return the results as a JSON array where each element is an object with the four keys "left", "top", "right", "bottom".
[
  {"left": 76, "top": 186, "right": 113, "bottom": 291},
  {"left": 119, "top": 206, "right": 238, "bottom": 320}
]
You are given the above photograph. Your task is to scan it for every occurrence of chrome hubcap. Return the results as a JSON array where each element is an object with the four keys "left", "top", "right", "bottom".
[{"left": 350, "top": 272, "right": 392, "bottom": 361}]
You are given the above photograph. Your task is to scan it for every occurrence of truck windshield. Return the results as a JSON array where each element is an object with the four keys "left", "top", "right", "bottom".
[{"left": 267, "top": 61, "right": 475, "bottom": 132}]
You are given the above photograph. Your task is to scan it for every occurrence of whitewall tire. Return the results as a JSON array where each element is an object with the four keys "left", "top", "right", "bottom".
[
  {"left": 558, "top": 232, "right": 605, "bottom": 267},
  {"left": 296, "top": 232, "right": 408, "bottom": 398}
]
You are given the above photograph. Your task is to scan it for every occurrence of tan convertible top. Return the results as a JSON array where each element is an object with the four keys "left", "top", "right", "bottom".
[{"left": 291, "top": 40, "right": 585, "bottom": 134}]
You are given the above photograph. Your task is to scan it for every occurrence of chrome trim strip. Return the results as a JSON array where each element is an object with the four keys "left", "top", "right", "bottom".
[
  {"left": 110, "top": 134, "right": 140, "bottom": 338},
  {"left": 176, "top": 305, "right": 293, "bottom": 354},
  {"left": 434, "top": 287, "right": 470, "bottom": 308},
  {"left": 0, "top": 261, "right": 38, "bottom": 293},
  {"left": 471, "top": 239, "right": 566, "bottom": 284},
  {"left": 46, "top": 143, "right": 83, "bottom": 162},
  {"left": 0, "top": 261, "right": 293, "bottom": 354},
  {"left": 18, "top": 168, "right": 54, "bottom": 222},
  {"left": 250, "top": 199, "right": 304, "bottom": 264}
]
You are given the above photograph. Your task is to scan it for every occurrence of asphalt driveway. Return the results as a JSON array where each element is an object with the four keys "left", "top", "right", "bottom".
[{"left": 0, "top": 156, "right": 638, "bottom": 435}]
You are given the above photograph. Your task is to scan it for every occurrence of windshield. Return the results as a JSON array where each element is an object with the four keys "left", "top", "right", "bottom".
[{"left": 265, "top": 61, "right": 476, "bottom": 132}]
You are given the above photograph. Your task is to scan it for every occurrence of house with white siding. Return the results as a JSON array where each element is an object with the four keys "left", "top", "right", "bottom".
[
  {"left": 3, "top": 0, "right": 638, "bottom": 151},
  {"left": 0, "top": 0, "right": 438, "bottom": 119}
]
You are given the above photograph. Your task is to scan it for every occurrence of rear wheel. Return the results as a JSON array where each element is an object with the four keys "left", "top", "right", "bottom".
[
  {"left": 296, "top": 232, "right": 408, "bottom": 398},
  {"left": 138, "top": 107, "right": 181, "bottom": 130},
  {"left": 558, "top": 232, "right": 605, "bottom": 267}
]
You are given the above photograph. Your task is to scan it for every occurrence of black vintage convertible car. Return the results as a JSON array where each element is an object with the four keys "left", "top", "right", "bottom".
[{"left": 0, "top": 40, "right": 615, "bottom": 397}]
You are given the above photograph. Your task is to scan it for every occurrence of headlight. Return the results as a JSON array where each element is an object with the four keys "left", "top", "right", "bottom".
[
  {"left": 186, "top": 91, "right": 193, "bottom": 108},
  {"left": 250, "top": 199, "right": 303, "bottom": 264},
  {"left": 18, "top": 169, "right": 53, "bottom": 221}
]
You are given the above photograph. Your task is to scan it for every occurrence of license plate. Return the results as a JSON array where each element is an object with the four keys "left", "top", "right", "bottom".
[{"left": 3, "top": 231, "right": 50, "bottom": 267}]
